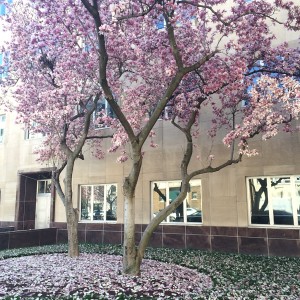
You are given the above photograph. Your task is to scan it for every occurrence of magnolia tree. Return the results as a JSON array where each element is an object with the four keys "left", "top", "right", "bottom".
[
  {"left": 0, "top": 0, "right": 114, "bottom": 257},
  {"left": 2, "top": 0, "right": 300, "bottom": 275}
]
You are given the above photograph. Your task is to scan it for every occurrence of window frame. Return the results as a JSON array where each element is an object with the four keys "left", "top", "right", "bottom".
[
  {"left": 0, "top": 52, "right": 9, "bottom": 80},
  {"left": 79, "top": 183, "right": 117, "bottom": 222},
  {"left": 247, "top": 175, "right": 300, "bottom": 227},
  {"left": 24, "top": 121, "right": 44, "bottom": 140},
  {"left": 151, "top": 179, "right": 202, "bottom": 224},
  {"left": 0, "top": 114, "right": 6, "bottom": 143},
  {"left": 37, "top": 179, "right": 51, "bottom": 195},
  {"left": 93, "top": 98, "right": 116, "bottom": 130}
]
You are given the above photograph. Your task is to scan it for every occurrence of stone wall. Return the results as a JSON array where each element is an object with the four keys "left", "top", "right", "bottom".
[
  {"left": 52, "top": 222, "right": 300, "bottom": 257},
  {"left": 0, "top": 228, "right": 57, "bottom": 250}
]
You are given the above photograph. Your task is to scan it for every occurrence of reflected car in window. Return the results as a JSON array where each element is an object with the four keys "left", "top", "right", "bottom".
[{"left": 187, "top": 211, "right": 202, "bottom": 222}]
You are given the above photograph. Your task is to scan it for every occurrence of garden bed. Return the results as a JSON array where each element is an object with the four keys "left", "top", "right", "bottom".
[{"left": 0, "top": 244, "right": 299, "bottom": 299}]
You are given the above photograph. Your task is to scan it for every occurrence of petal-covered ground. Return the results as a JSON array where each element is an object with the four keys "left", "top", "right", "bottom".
[
  {"left": 0, "top": 244, "right": 300, "bottom": 299},
  {"left": 0, "top": 253, "right": 212, "bottom": 299}
]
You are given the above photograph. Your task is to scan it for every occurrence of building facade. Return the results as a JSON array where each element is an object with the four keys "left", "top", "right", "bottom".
[
  {"left": 0, "top": 1, "right": 300, "bottom": 256},
  {"left": 0, "top": 106, "right": 300, "bottom": 256}
]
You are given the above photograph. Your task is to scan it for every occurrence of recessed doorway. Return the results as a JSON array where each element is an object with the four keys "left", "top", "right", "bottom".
[
  {"left": 35, "top": 179, "right": 52, "bottom": 229},
  {"left": 16, "top": 170, "right": 54, "bottom": 230}
]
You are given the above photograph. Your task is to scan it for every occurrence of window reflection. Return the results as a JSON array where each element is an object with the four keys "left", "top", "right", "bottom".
[
  {"left": 248, "top": 176, "right": 300, "bottom": 226},
  {"left": 93, "top": 186, "right": 104, "bottom": 220},
  {"left": 80, "top": 184, "right": 117, "bottom": 222},
  {"left": 270, "top": 177, "right": 293, "bottom": 225},
  {"left": 187, "top": 182, "right": 202, "bottom": 223},
  {"left": 106, "top": 184, "right": 117, "bottom": 221},
  {"left": 80, "top": 186, "right": 92, "bottom": 221},
  {"left": 37, "top": 180, "right": 51, "bottom": 195},
  {"left": 296, "top": 177, "right": 300, "bottom": 226},
  {"left": 249, "top": 178, "right": 270, "bottom": 224},
  {"left": 152, "top": 179, "right": 202, "bottom": 223}
]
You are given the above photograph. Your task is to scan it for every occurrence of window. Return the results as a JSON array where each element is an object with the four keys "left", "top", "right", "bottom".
[
  {"left": 37, "top": 180, "right": 51, "bottom": 194},
  {"left": 0, "top": 1, "right": 11, "bottom": 78},
  {"left": 241, "top": 99, "right": 250, "bottom": 108},
  {"left": 94, "top": 98, "right": 116, "bottom": 129},
  {"left": 152, "top": 179, "right": 202, "bottom": 223},
  {"left": 160, "top": 105, "right": 172, "bottom": 120},
  {"left": 80, "top": 184, "right": 117, "bottom": 221},
  {"left": 156, "top": 15, "right": 165, "bottom": 30},
  {"left": 0, "top": 53, "right": 3, "bottom": 79},
  {"left": 148, "top": 103, "right": 173, "bottom": 120},
  {"left": 24, "top": 121, "right": 44, "bottom": 140},
  {"left": 248, "top": 176, "right": 300, "bottom": 226},
  {"left": 0, "top": 52, "right": 7, "bottom": 80},
  {"left": 155, "top": 13, "right": 189, "bottom": 30},
  {"left": 191, "top": 191, "right": 198, "bottom": 200},
  {"left": 0, "top": 114, "right": 5, "bottom": 143}
]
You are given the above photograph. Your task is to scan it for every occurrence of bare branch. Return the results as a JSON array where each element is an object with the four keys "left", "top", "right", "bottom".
[
  {"left": 246, "top": 68, "right": 299, "bottom": 78},
  {"left": 86, "top": 134, "right": 113, "bottom": 139},
  {"left": 189, "top": 154, "right": 242, "bottom": 179},
  {"left": 177, "top": 1, "right": 282, "bottom": 27},
  {"left": 183, "top": 50, "right": 219, "bottom": 73},
  {"left": 116, "top": 0, "right": 158, "bottom": 21},
  {"left": 70, "top": 112, "right": 85, "bottom": 122}
]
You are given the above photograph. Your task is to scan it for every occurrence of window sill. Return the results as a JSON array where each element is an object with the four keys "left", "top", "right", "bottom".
[
  {"left": 160, "top": 222, "right": 203, "bottom": 226},
  {"left": 79, "top": 220, "right": 117, "bottom": 223},
  {"left": 248, "top": 224, "right": 300, "bottom": 229}
]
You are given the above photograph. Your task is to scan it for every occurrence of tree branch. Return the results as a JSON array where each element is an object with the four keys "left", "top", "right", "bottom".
[
  {"left": 246, "top": 68, "right": 299, "bottom": 78},
  {"left": 153, "top": 183, "right": 167, "bottom": 201},
  {"left": 80, "top": 0, "right": 137, "bottom": 143},
  {"left": 86, "top": 134, "right": 113, "bottom": 139},
  {"left": 189, "top": 154, "right": 242, "bottom": 179},
  {"left": 116, "top": 0, "right": 158, "bottom": 21},
  {"left": 52, "top": 161, "right": 67, "bottom": 206},
  {"left": 177, "top": 1, "right": 282, "bottom": 27},
  {"left": 164, "top": 11, "right": 184, "bottom": 70},
  {"left": 81, "top": 0, "right": 98, "bottom": 17}
]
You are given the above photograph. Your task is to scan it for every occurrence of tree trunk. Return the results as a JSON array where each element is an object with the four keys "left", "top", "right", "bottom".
[
  {"left": 135, "top": 180, "right": 190, "bottom": 272},
  {"left": 122, "top": 148, "right": 143, "bottom": 275},
  {"left": 66, "top": 205, "right": 79, "bottom": 257},
  {"left": 122, "top": 190, "right": 140, "bottom": 275},
  {"left": 65, "top": 158, "right": 79, "bottom": 257},
  {"left": 122, "top": 175, "right": 191, "bottom": 275}
]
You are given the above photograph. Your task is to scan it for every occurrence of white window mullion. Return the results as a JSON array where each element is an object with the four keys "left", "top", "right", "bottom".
[
  {"left": 267, "top": 178, "right": 274, "bottom": 226},
  {"left": 183, "top": 198, "right": 187, "bottom": 223},
  {"left": 90, "top": 185, "right": 94, "bottom": 221},
  {"left": 151, "top": 184, "right": 154, "bottom": 221},
  {"left": 151, "top": 179, "right": 202, "bottom": 224},
  {"left": 105, "top": 100, "right": 109, "bottom": 116},
  {"left": 0, "top": 114, "right": 5, "bottom": 143},
  {"left": 103, "top": 184, "right": 107, "bottom": 221},
  {"left": 166, "top": 182, "right": 170, "bottom": 222},
  {"left": 290, "top": 176, "right": 298, "bottom": 226},
  {"left": 247, "top": 178, "right": 253, "bottom": 225}
]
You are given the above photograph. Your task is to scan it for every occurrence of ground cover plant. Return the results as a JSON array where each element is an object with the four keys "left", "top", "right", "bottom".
[{"left": 0, "top": 244, "right": 299, "bottom": 299}]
